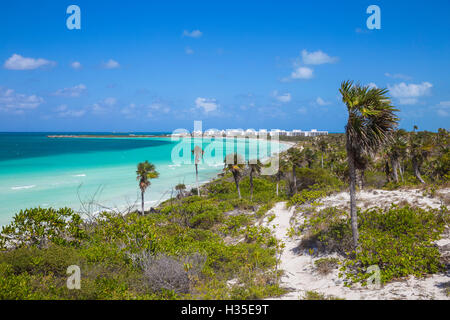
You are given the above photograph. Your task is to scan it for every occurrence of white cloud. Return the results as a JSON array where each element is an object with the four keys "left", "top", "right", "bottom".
[
  {"left": 0, "top": 87, "right": 44, "bottom": 113},
  {"left": 185, "top": 47, "right": 194, "bottom": 55},
  {"left": 52, "top": 84, "right": 87, "bottom": 98},
  {"left": 301, "top": 50, "right": 338, "bottom": 65},
  {"left": 71, "top": 61, "right": 82, "bottom": 69},
  {"left": 297, "top": 107, "right": 307, "bottom": 114},
  {"left": 291, "top": 66, "right": 313, "bottom": 79},
  {"left": 55, "top": 104, "right": 86, "bottom": 118},
  {"left": 103, "top": 97, "right": 117, "bottom": 106},
  {"left": 438, "top": 101, "right": 450, "bottom": 107},
  {"left": 102, "top": 59, "right": 120, "bottom": 69},
  {"left": 183, "top": 30, "right": 203, "bottom": 38},
  {"left": 91, "top": 97, "right": 117, "bottom": 114},
  {"left": 437, "top": 109, "right": 448, "bottom": 117},
  {"left": 273, "top": 91, "right": 292, "bottom": 103},
  {"left": 148, "top": 102, "right": 170, "bottom": 116},
  {"left": 316, "top": 97, "right": 330, "bottom": 106},
  {"left": 121, "top": 103, "right": 136, "bottom": 115},
  {"left": 195, "top": 97, "right": 218, "bottom": 113},
  {"left": 388, "top": 82, "right": 432, "bottom": 105},
  {"left": 436, "top": 101, "right": 450, "bottom": 117},
  {"left": 4, "top": 54, "right": 55, "bottom": 70},
  {"left": 385, "top": 73, "right": 412, "bottom": 81},
  {"left": 367, "top": 82, "right": 378, "bottom": 89}
]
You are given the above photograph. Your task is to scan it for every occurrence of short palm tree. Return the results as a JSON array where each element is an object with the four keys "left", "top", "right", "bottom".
[
  {"left": 136, "top": 161, "right": 159, "bottom": 215},
  {"left": 317, "top": 138, "right": 328, "bottom": 168},
  {"left": 339, "top": 80, "right": 399, "bottom": 248},
  {"left": 175, "top": 183, "right": 186, "bottom": 198},
  {"left": 248, "top": 159, "right": 262, "bottom": 201},
  {"left": 224, "top": 153, "right": 245, "bottom": 199},
  {"left": 192, "top": 145, "right": 204, "bottom": 196}
]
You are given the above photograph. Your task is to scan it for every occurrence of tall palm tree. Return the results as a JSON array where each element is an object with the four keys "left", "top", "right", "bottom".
[
  {"left": 192, "top": 145, "right": 204, "bottom": 196},
  {"left": 339, "top": 80, "right": 399, "bottom": 248},
  {"left": 275, "top": 159, "right": 288, "bottom": 196},
  {"left": 386, "top": 129, "right": 408, "bottom": 183},
  {"left": 224, "top": 153, "right": 245, "bottom": 199},
  {"left": 303, "top": 147, "right": 317, "bottom": 169},
  {"left": 409, "top": 128, "right": 432, "bottom": 184},
  {"left": 315, "top": 138, "right": 329, "bottom": 168},
  {"left": 286, "top": 148, "right": 304, "bottom": 194},
  {"left": 248, "top": 159, "right": 262, "bottom": 201},
  {"left": 136, "top": 161, "right": 159, "bottom": 215}
]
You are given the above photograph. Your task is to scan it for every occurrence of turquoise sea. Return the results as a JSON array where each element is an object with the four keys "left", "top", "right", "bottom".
[{"left": 0, "top": 133, "right": 290, "bottom": 226}]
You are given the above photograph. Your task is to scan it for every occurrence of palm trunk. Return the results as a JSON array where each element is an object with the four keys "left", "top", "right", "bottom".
[
  {"left": 391, "top": 159, "right": 399, "bottom": 183},
  {"left": 233, "top": 172, "right": 241, "bottom": 199},
  {"left": 347, "top": 147, "right": 359, "bottom": 249},
  {"left": 384, "top": 160, "right": 391, "bottom": 182},
  {"left": 399, "top": 162, "right": 404, "bottom": 182},
  {"left": 292, "top": 165, "right": 297, "bottom": 194},
  {"left": 195, "top": 164, "right": 200, "bottom": 196},
  {"left": 412, "top": 158, "right": 425, "bottom": 184},
  {"left": 250, "top": 171, "right": 254, "bottom": 201},
  {"left": 141, "top": 191, "right": 145, "bottom": 215},
  {"left": 276, "top": 181, "right": 279, "bottom": 196},
  {"left": 357, "top": 169, "right": 365, "bottom": 190}
]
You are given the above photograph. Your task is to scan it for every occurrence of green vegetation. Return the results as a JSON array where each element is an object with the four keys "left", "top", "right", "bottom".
[
  {"left": 314, "top": 257, "right": 340, "bottom": 275},
  {"left": 302, "top": 290, "right": 344, "bottom": 300},
  {"left": 298, "top": 204, "right": 449, "bottom": 285}
]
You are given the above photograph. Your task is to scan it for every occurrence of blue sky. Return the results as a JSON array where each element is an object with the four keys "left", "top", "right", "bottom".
[{"left": 1, "top": 0, "right": 449, "bottom": 132}]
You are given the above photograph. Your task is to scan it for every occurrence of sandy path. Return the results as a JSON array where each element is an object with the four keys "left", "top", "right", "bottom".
[{"left": 263, "top": 194, "right": 450, "bottom": 300}]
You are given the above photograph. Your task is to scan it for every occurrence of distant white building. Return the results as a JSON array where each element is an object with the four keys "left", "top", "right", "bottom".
[{"left": 286, "top": 129, "right": 328, "bottom": 137}]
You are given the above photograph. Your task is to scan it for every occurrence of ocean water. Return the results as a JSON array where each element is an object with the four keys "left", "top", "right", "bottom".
[{"left": 0, "top": 133, "right": 290, "bottom": 225}]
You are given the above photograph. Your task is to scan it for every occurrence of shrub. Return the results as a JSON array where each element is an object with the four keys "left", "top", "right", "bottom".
[
  {"left": 256, "top": 202, "right": 275, "bottom": 218},
  {"left": 0, "top": 263, "right": 41, "bottom": 299},
  {"left": 299, "top": 207, "right": 353, "bottom": 254},
  {"left": 0, "top": 244, "right": 85, "bottom": 276},
  {"left": 314, "top": 257, "right": 340, "bottom": 275},
  {"left": 302, "top": 290, "right": 343, "bottom": 300},
  {"left": 0, "top": 207, "right": 85, "bottom": 249},
  {"left": 132, "top": 253, "right": 193, "bottom": 294},
  {"left": 220, "top": 214, "right": 252, "bottom": 236},
  {"left": 295, "top": 168, "right": 343, "bottom": 191},
  {"left": 364, "top": 171, "right": 387, "bottom": 189},
  {"left": 287, "top": 186, "right": 327, "bottom": 208},
  {"left": 341, "top": 205, "right": 448, "bottom": 285}
]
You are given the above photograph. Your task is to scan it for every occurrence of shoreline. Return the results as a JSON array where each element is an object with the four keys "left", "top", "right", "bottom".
[{"left": 93, "top": 139, "right": 297, "bottom": 215}]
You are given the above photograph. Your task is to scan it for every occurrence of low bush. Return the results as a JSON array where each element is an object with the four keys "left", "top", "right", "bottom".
[
  {"left": 300, "top": 204, "right": 449, "bottom": 285},
  {"left": 314, "top": 257, "right": 340, "bottom": 275},
  {"left": 295, "top": 168, "right": 343, "bottom": 191},
  {"left": 287, "top": 186, "right": 327, "bottom": 208},
  {"left": 0, "top": 207, "right": 85, "bottom": 249},
  {"left": 341, "top": 205, "right": 448, "bottom": 285}
]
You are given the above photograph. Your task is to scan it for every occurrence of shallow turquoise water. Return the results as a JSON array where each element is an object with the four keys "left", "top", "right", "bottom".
[{"left": 0, "top": 133, "right": 289, "bottom": 225}]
